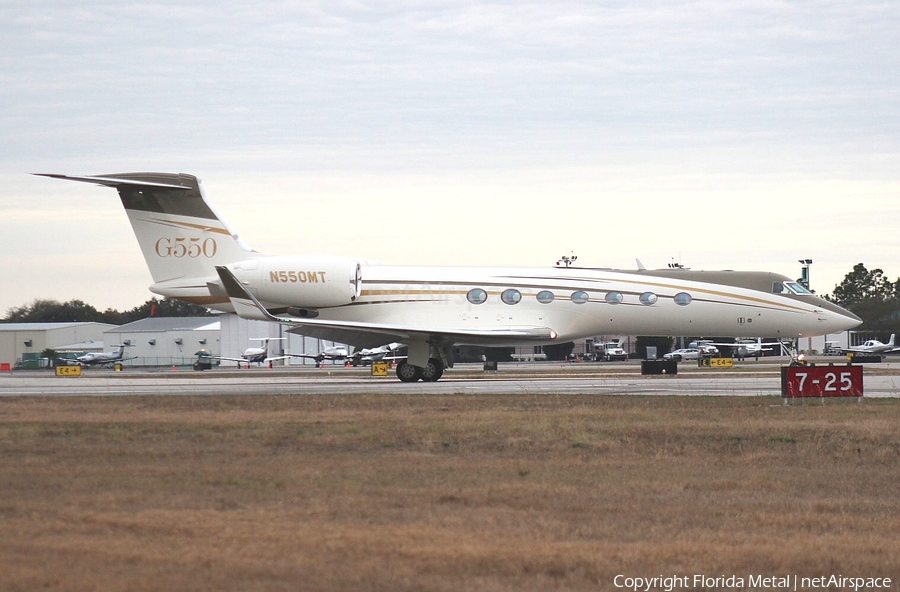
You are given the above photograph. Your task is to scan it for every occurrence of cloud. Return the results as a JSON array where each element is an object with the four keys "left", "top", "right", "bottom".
[{"left": 1, "top": 1, "right": 899, "bottom": 313}]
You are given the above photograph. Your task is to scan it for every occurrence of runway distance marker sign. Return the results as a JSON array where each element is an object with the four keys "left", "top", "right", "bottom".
[{"left": 781, "top": 365, "right": 863, "bottom": 397}]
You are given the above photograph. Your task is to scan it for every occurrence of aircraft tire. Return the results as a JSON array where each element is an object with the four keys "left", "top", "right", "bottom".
[
  {"left": 396, "top": 361, "right": 422, "bottom": 382},
  {"left": 420, "top": 359, "right": 444, "bottom": 382}
]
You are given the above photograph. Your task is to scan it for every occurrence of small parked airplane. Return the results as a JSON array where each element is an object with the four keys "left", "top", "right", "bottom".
[
  {"left": 289, "top": 344, "right": 352, "bottom": 365},
  {"left": 846, "top": 334, "right": 899, "bottom": 355},
  {"left": 214, "top": 338, "right": 350, "bottom": 367},
  {"left": 62, "top": 344, "right": 135, "bottom": 367},
  {"left": 37, "top": 172, "right": 863, "bottom": 382},
  {"left": 212, "top": 337, "right": 284, "bottom": 367},
  {"left": 704, "top": 338, "right": 786, "bottom": 359},
  {"left": 349, "top": 342, "right": 404, "bottom": 365}
]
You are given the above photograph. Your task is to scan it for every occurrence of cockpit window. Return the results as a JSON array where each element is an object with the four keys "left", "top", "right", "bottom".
[
  {"left": 784, "top": 281, "right": 813, "bottom": 295},
  {"left": 774, "top": 281, "right": 812, "bottom": 295}
]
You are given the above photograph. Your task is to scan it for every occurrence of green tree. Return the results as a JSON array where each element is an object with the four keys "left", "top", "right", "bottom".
[
  {"left": 3, "top": 299, "right": 107, "bottom": 323},
  {"left": 828, "top": 263, "right": 896, "bottom": 307},
  {"left": 3, "top": 297, "right": 210, "bottom": 324},
  {"left": 828, "top": 263, "right": 900, "bottom": 335},
  {"left": 121, "top": 298, "right": 212, "bottom": 323},
  {"left": 40, "top": 348, "right": 58, "bottom": 368}
]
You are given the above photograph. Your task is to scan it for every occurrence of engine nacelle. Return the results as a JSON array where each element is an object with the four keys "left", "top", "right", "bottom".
[{"left": 229, "top": 255, "right": 361, "bottom": 309}]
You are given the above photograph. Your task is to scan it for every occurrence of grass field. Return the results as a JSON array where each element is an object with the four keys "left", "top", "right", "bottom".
[{"left": 0, "top": 393, "right": 898, "bottom": 591}]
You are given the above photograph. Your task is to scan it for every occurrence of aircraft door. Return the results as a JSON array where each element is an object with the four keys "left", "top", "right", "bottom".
[{"left": 351, "top": 262, "right": 362, "bottom": 301}]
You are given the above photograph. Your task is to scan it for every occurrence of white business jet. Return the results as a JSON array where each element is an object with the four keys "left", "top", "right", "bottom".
[{"left": 36, "top": 173, "right": 862, "bottom": 382}]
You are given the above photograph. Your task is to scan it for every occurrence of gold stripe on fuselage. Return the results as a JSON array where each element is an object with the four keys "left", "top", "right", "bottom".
[
  {"left": 359, "top": 277, "right": 808, "bottom": 314},
  {"left": 147, "top": 217, "right": 233, "bottom": 236}
]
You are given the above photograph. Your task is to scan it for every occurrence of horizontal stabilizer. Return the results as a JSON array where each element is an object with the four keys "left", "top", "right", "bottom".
[{"left": 33, "top": 173, "right": 193, "bottom": 190}]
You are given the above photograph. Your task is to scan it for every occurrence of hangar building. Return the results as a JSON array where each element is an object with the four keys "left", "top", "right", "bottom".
[
  {"left": 0, "top": 322, "right": 116, "bottom": 369},
  {"left": 105, "top": 317, "right": 221, "bottom": 367}
]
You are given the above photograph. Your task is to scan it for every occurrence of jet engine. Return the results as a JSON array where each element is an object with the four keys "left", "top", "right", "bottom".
[{"left": 228, "top": 255, "right": 362, "bottom": 309}]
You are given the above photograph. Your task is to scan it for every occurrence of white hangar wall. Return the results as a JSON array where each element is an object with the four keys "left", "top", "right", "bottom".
[{"left": 105, "top": 318, "right": 221, "bottom": 367}]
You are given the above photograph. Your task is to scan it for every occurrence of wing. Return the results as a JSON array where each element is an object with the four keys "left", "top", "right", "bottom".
[
  {"left": 262, "top": 355, "right": 293, "bottom": 363},
  {"left": 277, "top": 353, "right": 347, "bottom": 361},
  {"left": 705, "top": 341, "right": 783, "bottom": 347},
  {"left": 209, "top": 355, "right": 251, "bottom": 363},
  {"left": 214, "top": 266, "right": 559, "bottom": 349}
]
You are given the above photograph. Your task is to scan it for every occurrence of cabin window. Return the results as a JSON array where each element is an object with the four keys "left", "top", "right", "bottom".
[
  {"left": 605, "top": 291, "right": 623, "bottom": 304},
  {"left": 501, "top": 289, "right": 522, "bottom": 305},
  {"left": 536, "top": 290, "right": 555, "bottom": 304},
  {"left": 571, "top": 291, "right": 589, "bottom": 304},
  {"left": 467, "top": 288, "right": 488, "bottom": 305},
  {"left": 640, "top": 292, "right": 658, "bottom": 305},
  {"left": 674, "top": 292, "right": 692, "bottom": 306}
]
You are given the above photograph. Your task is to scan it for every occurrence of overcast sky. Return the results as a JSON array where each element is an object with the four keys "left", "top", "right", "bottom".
[{"left": 2, "top": 1, "right": 899, "bottom": 316}]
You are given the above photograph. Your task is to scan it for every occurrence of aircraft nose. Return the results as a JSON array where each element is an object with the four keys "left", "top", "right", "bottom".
[{"left": 818, "top": 300, "right": 862, "bottom": 332}]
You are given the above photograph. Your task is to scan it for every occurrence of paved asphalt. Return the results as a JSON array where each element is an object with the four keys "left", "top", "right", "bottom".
[{"left": 2, "top": 359, "right": 899, "bottom": 398}]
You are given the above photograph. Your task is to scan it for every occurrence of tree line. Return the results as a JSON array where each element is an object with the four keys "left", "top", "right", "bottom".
[
  {"left": 826, "top": 263, "right": 900, "bottom": 335},
  {"left": 2, "top": 262, "right": 898, "bottom": 336},
  {"left": 2, "top": 297, "right": 211, "bottom": 325}
]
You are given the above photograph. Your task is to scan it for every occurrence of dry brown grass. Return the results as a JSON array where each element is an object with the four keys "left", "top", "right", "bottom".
[{"left": 0, "top": 394, "right": 898, "bottom": 591}]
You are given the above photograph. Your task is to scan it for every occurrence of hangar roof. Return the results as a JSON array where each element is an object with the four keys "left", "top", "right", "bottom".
[
  {"left": 106, "top": 317, "right": 220, "bottom": 333},
  {"left": 0, "top": 322, "right": 117, "bottom": 332}
]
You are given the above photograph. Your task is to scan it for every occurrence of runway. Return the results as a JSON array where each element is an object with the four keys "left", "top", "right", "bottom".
[{"left": 3, "top": 360, "right": 900, "bottom": 398}]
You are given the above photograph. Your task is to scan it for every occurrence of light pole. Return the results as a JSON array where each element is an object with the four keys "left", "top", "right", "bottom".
[
  {"left": 798, "top": 259, "right": 814, "bottom": 353},
  {"left": 798, "top": 259, "right": 813, "bottom": 290}
]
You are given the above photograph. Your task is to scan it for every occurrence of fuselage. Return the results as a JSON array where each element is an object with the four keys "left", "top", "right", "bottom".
[
  {"left": 237, "top": 263, "right": 858, "bottom": 346},
  {"left": 241, "top": 348, "right": 268, "bottom": 363}
]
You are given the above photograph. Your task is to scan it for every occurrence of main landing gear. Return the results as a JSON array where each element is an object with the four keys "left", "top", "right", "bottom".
[{"left": 396, "top": 359, "right": 444, "bottom": 382}]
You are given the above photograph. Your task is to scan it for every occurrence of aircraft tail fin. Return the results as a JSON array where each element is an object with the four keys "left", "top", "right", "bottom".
[
  {"left": 36, "top": 173, "right": 259, "bottom": 307},
  {"left": 889, "top": 334, "right": 896, "bottom": 347}
]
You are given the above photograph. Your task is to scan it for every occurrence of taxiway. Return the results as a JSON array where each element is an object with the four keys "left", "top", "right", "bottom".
[{"left": 2, "top": 360, "right": 899, "bottom": 398}]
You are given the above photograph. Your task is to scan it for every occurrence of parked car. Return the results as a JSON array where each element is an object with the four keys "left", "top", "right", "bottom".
[{"left": 663, "top": 348, "right": 702, "bottom": 361}]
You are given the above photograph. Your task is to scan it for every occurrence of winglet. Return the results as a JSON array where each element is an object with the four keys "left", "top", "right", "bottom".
[{"left": 215, "top": 266, "right": 282, "bottom": 322}]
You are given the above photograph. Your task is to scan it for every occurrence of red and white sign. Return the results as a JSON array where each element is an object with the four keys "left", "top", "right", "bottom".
[{"left": 781, "top": 365, "right": 863, "bottom": 397}]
